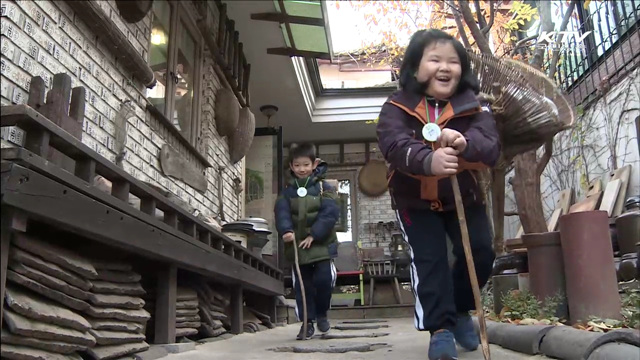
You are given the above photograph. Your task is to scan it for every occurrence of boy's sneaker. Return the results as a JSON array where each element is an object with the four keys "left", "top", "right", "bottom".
[
  {"left": 317, "top": 316, "right": 330, "bottom": 333},
  {"left": 428, "top": 329, "right": 458, "bottom": 360},
  {"left": 296, "top": 322, "right": 315, "bottom": 340},
  {"left": 452, "top": 312, "right": 479, "bottom": 351}
]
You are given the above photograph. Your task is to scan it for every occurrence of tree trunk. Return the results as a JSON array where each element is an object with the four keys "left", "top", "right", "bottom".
[
  {"left": 491, "top": 166, "right": 506, "bottom": 254},
  {"left": 512, "top": 151, "right": 548, "bottom": 233}
]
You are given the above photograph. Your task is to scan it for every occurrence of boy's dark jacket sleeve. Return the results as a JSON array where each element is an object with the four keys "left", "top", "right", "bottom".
[
  {"left": 274, "top": 191, "right": 294, "bottom": 235},
  {"left": 460, "top": 105, "right": 500, "bottom": 167},
  {"left": 377, "top": 101, "right": 433, "bottom": 176},
  {"left": 311, "top": 181, "right": 339, "bottom": 243}
]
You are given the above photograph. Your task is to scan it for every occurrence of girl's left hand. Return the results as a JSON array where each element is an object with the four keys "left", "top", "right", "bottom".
[
  {"left": 299, "top": 236, "right": 314, "bottom": 249},
  {"left": 439, "top": 129, "right": 467, "bottom": 153}
]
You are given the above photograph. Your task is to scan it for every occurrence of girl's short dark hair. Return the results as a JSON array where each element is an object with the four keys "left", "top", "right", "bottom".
[
  {"left": 288, "top": 143, "right": 317, "bottom": 163},
  {"left": 399, "top": 29, "right": 479, "bottom": 95}
]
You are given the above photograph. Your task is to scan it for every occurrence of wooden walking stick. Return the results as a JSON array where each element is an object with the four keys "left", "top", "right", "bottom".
[
  {"left": 450, "top": 174, "right": 491, "bottom": 360},
  {"left": 292, "top": 237, "right": 308, "bottom": 340}
]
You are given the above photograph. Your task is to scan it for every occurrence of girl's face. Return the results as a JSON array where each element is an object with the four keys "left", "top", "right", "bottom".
[{"left": 416, "top": 41, "right": 462, "bottom": 99}]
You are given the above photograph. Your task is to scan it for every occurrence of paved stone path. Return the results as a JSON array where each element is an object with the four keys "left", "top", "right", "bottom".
[{"left": 163, "top": 318, "right": 551, "bottom": 359}]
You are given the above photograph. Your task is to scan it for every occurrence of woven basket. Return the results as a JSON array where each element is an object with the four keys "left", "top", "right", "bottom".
[
  {"left": 215, "top": 88, "right": 239, "bottom": 137},
  {"left": 358, "top": 160, "right": 388, "bottom": 197},
  {"left": 229, "top": 107, "right": 255, "bottom": 164}
]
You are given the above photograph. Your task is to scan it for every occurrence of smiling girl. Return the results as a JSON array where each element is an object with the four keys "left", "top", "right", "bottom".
[{"left": 376, "top": 29, "right": 500, "bottom": 360}]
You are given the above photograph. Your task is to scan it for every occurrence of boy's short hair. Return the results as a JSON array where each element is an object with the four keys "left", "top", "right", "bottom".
[{"left": 288, "top": 143, "right": 317, "bottom": 163}]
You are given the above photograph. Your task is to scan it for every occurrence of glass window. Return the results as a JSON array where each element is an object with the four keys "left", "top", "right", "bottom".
[
  {"left": 173, "top": 19, "right": 196, "bottom": 137},
  {"left": 146, "top": 1, "right": 201, "bottom": 143},
  {"left": 147, "top": 0, "right": 171, "bottom": 113}
]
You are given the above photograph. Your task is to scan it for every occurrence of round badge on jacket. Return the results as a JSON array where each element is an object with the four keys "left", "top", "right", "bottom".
[
  {"left": 297, "top": 187, "right": 308, "bottom": 197},
  {"left": 422, "top": 123, "right": 441, "bottom": 142}
]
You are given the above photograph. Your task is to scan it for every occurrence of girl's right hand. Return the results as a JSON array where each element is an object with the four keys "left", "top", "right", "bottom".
[{"left": 430, "top": 147, "right": 459, "bottom": 175}]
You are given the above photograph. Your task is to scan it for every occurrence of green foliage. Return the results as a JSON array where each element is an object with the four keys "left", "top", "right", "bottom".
[{"left": 500, "top": 290, "right": 563, "bottom": 322}]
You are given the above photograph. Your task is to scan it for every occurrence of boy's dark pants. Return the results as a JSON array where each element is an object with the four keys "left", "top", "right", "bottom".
[
  {"left": 396, "top": 203, "right": 495, "bottom": 332},
  {"left": 292, "top": 259, "right": 336, "bottom": 322}
]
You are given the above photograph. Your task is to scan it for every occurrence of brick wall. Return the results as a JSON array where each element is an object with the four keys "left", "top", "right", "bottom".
[{"left": 1, "top": 0, "right": 244, "bottom": 221}]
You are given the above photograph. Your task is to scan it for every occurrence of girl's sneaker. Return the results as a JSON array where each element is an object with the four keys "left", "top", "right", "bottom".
[
  {"left": 428, "top": 329, "right": 458, "bottom": 360},
  {"left": 317, "top": 316, "right": 330, "bottom": 333},
  {"left": 296, "top": 322, "right": 315, "bottom": 340},
  {"left": 452, "top": 313, "right": 479, "bottom": 351}
]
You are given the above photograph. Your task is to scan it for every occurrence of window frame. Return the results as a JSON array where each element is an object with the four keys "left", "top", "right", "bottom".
[
  {"left": 148, "top": 1, "right": 204, "bottom": 146},
  {"left": 304, "top": 58, "right": 397, "bottom": 97}
]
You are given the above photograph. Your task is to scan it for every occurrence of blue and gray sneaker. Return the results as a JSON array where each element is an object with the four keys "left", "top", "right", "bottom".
[
  {"left": 317, "top": 316, "right": 331, "bottom": 333},
  {"left": 428, "top": 329, "right": 458, "bottom": 360},
  {"left": 452, "top": 312, "right": 479, "bottom": 351}
]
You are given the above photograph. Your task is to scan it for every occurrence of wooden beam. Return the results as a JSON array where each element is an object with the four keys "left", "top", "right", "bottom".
[
  {"left": 278, "top": 0, "right": 296, "bottom": 49},
  {"left": 154, "top": 264, "right": 177, "bottom": 344},
  {"left": 251, "top": 12, "right": 325, "bottom": 26},
  {"left": 267, "top": 47, "right": 331, "bottom": 60},
  {"left": 230, "top": 285, "right": 243, "bottom": 334}
]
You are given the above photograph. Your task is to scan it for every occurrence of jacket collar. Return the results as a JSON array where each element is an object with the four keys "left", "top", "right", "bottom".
[{"left": 388, "top": 88, "right": 481, "bottom": 124}]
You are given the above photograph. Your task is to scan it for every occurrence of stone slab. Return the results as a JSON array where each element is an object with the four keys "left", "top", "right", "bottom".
[
  {"left": 176, "top": 299, "right": 199, "bottom": 309},
  {"left": 176, "top": 314, "right": 200, "bottom": 322},
  {"left": 176, "top": 287, "right": 198, "bottom": 301},
  {"left": 10, "top": 247, "right": 92, "bottom": 291},
  {"left": 9, "top": 261, "right": 90, "bottom": 300},
  {"left": 163, "top": 342, "right": 196, "bottom": 353},
  {"left": 89, "top": 293, "right": 145, "bottom": 309},
  {"left": 271, "top": 342, "right": 384, "bottom": 353},
  {"left": 5, "top": 285, "right": 91, "bottom": 332},
  {"left": 12, "top": 235, "right": 98, "bottom": 279},
  {"left": 333, "top": 324, "right": 389, "bottom": 330},
  {"left": 86, "top": 341, "right": 150, "bottom": 360},
  {"left": 6, "top": 270, "right": 91, "bottom": 312},
  {"left": 321, "top": 332, "right": 390, "bottom": 339},
  {"left": 1, "top": 329, "right": 86, "bottom": 355},
  {"left": 3, "top": 308, "right": 96, "bottom": 347},
  {"left": 89, "top": 329, "right": 147, "bottom": 345},
  {"left": 0, "top": 343, "right": 83, "bottom": 360},
  {"left": 85, "top": 305, "right": 151, "bottom": 323},
  {"left": 132, "top": 345, "right": 169, "bottom": 360},
  {"left": 199, "top": 324, "right": 227, "bottom": 338},
  {"left": 96, "top": 269, "right": 142, "bottom": 283},
  {"left": 176, "top": 308, "right": 198, "bottom": 316},
  {"left": 88, "top": 318, "right": 145, "bottom": 333},
  {"left": 176, "top": 321, "right": 201, "bottom": 328},
  {"left": 92, "top": 259, "right": 133, "bottom": 272},
  {"left": 175, "top": 328, "right": 199, "bottom": 337},
  {"left": 90, "top": 280, "right": 146, "bottom": 296}
]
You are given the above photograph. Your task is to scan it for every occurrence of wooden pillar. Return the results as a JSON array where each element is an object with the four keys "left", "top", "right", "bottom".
[
  {"left": 269, "top": 296, "right": 278, "bottom": 325},
  {"left": 154, "top": 264, "right": 177, "bottom": 344},
  {"left": 230, "top": 285, "right": 243, "bottom": 334},
  {"left": 1, "top": 211, "right": 27, "bottom": 325}
]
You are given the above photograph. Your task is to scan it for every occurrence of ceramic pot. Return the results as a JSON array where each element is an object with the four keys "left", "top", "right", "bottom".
[
  {"left": 559, "top": 210, "right": 621, "bottom": 323},
  {"left": 615, "top": 210, "right": 639, "bottom": 255},
  {"left": 619, "top": 253, "right": 638, "bottom": 281},
  {"left": 522, "top": 231, "right": 568, "bottom": 319}
]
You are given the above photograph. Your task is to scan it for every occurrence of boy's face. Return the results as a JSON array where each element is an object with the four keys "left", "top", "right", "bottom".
[{"left": 290, "top": 157, "right": 318, "bottom": 179}]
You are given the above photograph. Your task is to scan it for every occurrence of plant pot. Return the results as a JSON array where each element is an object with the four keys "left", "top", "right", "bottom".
[
  {"left": 559, "top": 210, "right": 621, "bottom": 324},
  {"left": 522, "top": 231, "right": 568, "bottom": 319},
  {"left": 615, "top": 210, "right": 639, "bottom": 255}
]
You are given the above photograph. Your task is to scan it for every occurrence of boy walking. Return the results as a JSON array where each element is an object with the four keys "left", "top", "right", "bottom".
[{"left": 275, "top": 143, "right": 339, "bottom": 340}]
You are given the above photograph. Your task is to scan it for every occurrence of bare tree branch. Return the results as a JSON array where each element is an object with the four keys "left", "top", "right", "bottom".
[
  {"left": 458, "top": 0, "right": 493, "bottom": 54},
  {"left": 482, "top": 0, "right": 496, "bottom": 37},
  {"left": 447, "top": 1, "right": 472, "bottom": 47},
  {"left": 548, "top": 0, "right": 578, "bottom": 79},
  {"left": 537, "top": 139, "right": 554, "bottom": 177},
  {"left": 530, "top": 1, "right": 554, "bottom": 68},
  {"left": 474, "top": 0, "right": 488, "bottom": 29}
]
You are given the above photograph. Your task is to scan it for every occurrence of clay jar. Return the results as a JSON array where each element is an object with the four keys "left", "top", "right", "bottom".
[
  {"left": 559, "top": 210, "right": 621, "bottom": 324},
  {"left": 615, "top": 210, "right": 639, "bottom": 255},
  {"left": 522, "top": 232, "right": 568, "bottom": 319}
]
